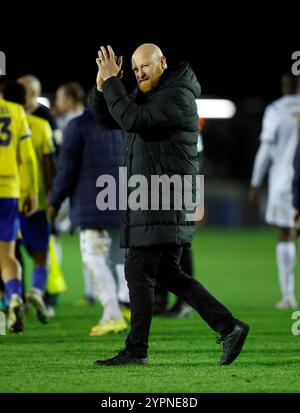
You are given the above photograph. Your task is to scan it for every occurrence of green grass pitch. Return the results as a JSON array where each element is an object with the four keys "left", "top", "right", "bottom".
[{"left": 1, "top": 227, "right": 300, "bottom": 393}]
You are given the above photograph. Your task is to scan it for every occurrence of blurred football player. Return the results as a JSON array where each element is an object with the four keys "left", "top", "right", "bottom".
[
  {"left": 249, "top": 72, "right": 300, "bottom": 309},
  {"left": 48, "top": 93, "right": 129, "bottom": 336},
  {"left": 3, "top": 82, "right": 55, "bottom": 323},
  {"left": 17, "top": 75, "right": 66, "bottom": 317},
  {"left": 0, "top": 85, "right": 38, "bottom": 332}
]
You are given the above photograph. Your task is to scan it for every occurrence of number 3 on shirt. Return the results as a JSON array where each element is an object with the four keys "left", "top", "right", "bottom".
[{"left": 0, "top": 117, "right": 12, "bottom": 146}]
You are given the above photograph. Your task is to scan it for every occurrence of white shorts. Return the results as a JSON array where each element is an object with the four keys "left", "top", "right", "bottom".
[{"left": 265, "top": 191, "right": 294, "bottom": 228}]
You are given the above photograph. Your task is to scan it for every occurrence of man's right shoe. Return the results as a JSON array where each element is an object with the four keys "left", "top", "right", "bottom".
[
  {"left": 94, "top": 349, "right": 147, "bottom": 366},
  {"left": 217, "top": 320, "right": 249, "bottom": 366},
  {"left": 8, "top": 294, "right": 25, "bottom": 333},
  {"left": 89, "top": 317, "right": 128, "bottom": 336}
]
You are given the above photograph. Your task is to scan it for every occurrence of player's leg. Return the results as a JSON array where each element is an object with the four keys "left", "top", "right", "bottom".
[
  {"left": 32, "top": 250, "right": 48, "bottom": 292},
  {"left": 275, "top": 226, "right": 297, "bottom": 309},
  {"left": 0, "top": 241, "right": 22, "bottom": 296},
  {"left": 108, "top": 228, "right": 130, "bottom": 321},
  {"left": 108, "top": 228, "right": 129, "bottom": 305},
  {"left": 27, "top": 249, "right": 49, "bottom": 323},
  {"left": 266, "top": 191, "right": 297, "bottom": 309},
  {"left": 0, "top": 241, "right": 24, "bottom": 333},
  {"left": 0, "top": 198, "right": 24, "bottom": 332},
  {"left": 80, "top": 229, "right": 127, "bottom": 336},
  {"left": 82, "top": 267, "right": 97, "bottom": 304},
  {"left": 20, "top": 211, "right": 50, "bottom": 323},
  {"left": 15, "top": 240, "right": 26, "bottom": 302}
]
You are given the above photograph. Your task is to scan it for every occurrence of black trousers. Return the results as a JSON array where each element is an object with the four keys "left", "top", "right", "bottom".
[
  {"left": 124, "top": 244, "right": 235, "bottom": 358},
  {"left": 154, "top": 245, "right": 194, "bottom": 311}
]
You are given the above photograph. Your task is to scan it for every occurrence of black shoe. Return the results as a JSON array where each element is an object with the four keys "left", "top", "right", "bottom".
[
  {"left": 94, "top": 350, "right": 148, "bottom": 366},
  {"left": 217, "top": 320, "right": 249, "bottom": 366}
]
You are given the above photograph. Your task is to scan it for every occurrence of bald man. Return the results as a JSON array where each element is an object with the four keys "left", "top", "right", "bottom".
[
  {"left": 92, "top": 44, "right": 249, "bottom": 366},
  {"left": 18, "top": 75, "right": 58, "bottom": 133}
]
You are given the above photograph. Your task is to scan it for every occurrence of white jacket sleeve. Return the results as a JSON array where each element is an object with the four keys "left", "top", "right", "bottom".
[{"left": 250, "top": 142, "right": 272, "bottom": 187}]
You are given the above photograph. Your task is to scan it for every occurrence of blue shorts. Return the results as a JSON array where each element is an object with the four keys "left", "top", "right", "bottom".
[
  {"left": 19, "top": 211, "right": 50, "bottom": 252},
  {"left": 0, "top": 198, "right": 20, "bottom": 242}
]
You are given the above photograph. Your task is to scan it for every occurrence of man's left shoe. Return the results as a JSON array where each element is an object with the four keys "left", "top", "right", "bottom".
[
  {"left": 94, "top": 349, "right": 147, "bottom": 366},
  {"left": 217, "top": 320, "right": 249, "bottom": 366},
  {"left": 26, "top": 289, "right": 48, "bottom": 324}
]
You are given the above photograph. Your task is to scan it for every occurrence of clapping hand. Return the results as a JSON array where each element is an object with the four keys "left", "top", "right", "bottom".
[{"left": 96, "top": 45, "right": 123, "bottom": 92}]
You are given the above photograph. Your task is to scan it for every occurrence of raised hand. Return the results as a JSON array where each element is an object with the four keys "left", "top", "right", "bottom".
[
  {"left": 96, "top": 45, "right": 123, "bottom": 83},
  {"left": 96, "top": 55, "right": 104, "bottom": 92}
]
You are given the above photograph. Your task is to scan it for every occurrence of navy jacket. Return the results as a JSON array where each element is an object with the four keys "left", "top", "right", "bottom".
[
  {"left": 50, "top": 108, "right": 124, "bottom": 229},
  {"left": 293, "top": 138, "right": 300, "bottom": 210}
]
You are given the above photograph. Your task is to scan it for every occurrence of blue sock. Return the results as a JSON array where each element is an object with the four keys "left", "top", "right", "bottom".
[
  {"left": 32, "top": 266, "right": 48, "bottom": 293},
  {"left": 5, "top": 279, "right": 22, "bottom": 303}
]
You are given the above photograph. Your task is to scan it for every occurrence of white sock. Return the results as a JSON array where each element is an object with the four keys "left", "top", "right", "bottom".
[
  {"left": 115, "top": 264, "right": 130, "bottom": 304},
  {"left": 276, "top": 242, "right": 296, "bottom": 301},
  {"left": 82, "top": 267, "right": 96, "bottom": 299},
  {"left": 85, "top": 255, "right": 122, "bottom": 322}
]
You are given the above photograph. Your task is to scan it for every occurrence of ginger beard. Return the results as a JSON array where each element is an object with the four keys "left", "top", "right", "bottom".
[{"left": 137, "top": 64, "right": 165, "bottom": 93}]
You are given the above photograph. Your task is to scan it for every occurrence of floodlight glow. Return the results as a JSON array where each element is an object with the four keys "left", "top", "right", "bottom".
[
  {"left": 37, "top": 97, "right": 50, "bottom": 108},
  {"left": 196, "top": 99, "right": 236, "bottom": 119}
]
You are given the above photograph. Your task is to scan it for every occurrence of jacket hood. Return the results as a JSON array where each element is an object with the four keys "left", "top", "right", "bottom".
[
  {"left": 132, "top": 61, "right": 201, "bottom": 100},
  {"left": 158, "top": 61, "right": 201, "bottom": 98}
]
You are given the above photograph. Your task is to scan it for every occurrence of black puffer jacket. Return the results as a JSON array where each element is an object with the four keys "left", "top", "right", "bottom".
[{"left": 93, "top": 61, "right": 201, "bottom": 248}]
